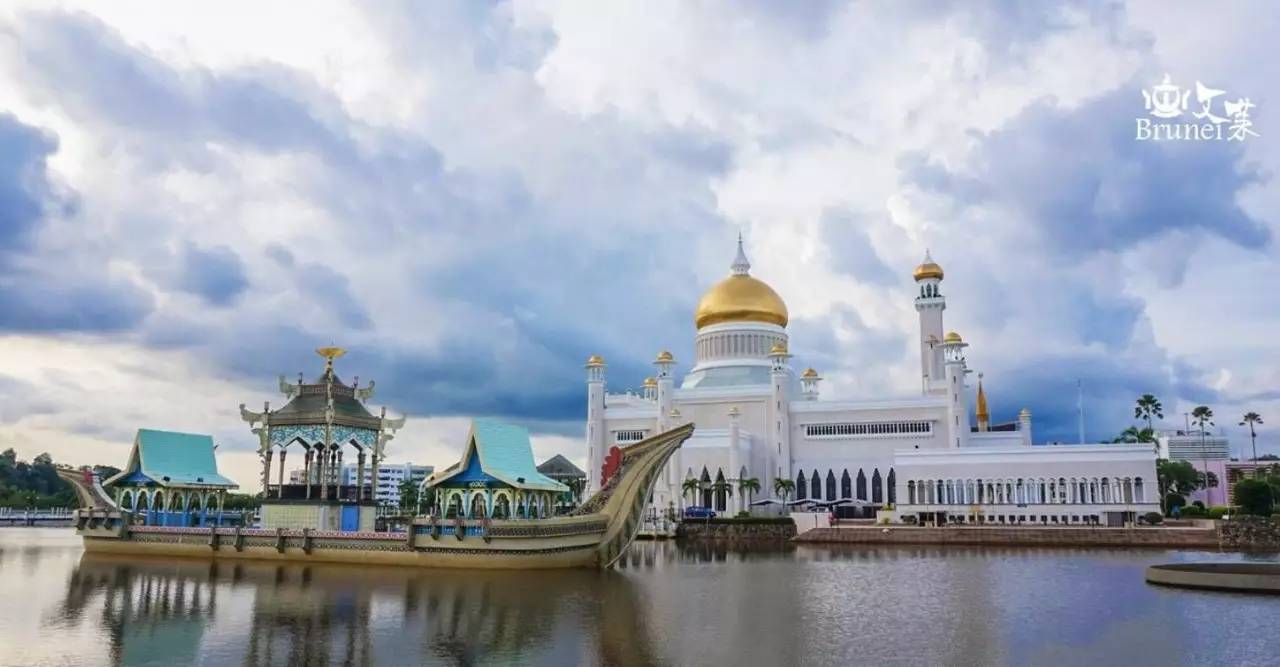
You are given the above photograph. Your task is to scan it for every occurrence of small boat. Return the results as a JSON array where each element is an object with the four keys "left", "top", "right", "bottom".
[{"left": 61, "top": 423, "right": 694, "bottom": 569}]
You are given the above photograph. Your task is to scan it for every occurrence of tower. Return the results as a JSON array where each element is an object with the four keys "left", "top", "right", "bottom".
[
  {"left": 941, "top": 331, "right": 970, "bottom": 448},
  {"left": 799, "top": 367, "right": 821, "bottom": 401},
  {"left": 654, "top": 351, "right": 678, "bottom": 488},
  {"left": 769, "top": 342, "right": 793, "bottom": 483},
  {"left": 1018, "top": 407, "right": 1033, "bottom": 447},
  {"left": 913, "top": 250, "right": 946, "bottom": 395},
  {"left": 975, "top": 373, "right": 990, "bottom": 432},
  {"left": 585, "top": 354, "right": 606, "bottom": 493}
]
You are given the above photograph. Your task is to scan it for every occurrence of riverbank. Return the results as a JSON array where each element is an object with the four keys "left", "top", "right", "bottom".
[
  {"left": 794, "top": 525, "right": 1221, "bottom": 549},
  {"left": 677, "top": 517, "right": 796, "bottom": 541}
]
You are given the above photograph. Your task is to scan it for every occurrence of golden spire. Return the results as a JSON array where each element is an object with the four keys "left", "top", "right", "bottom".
[{"left": 976, "top": 373, "right": 990, "bottom": 431}]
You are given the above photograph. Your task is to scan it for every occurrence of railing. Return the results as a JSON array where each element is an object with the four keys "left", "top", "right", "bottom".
[{"left": 265, "top": 484, "right": 372, "bottom": 501}]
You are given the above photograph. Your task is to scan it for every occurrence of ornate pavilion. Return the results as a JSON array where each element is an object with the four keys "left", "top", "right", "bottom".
[
  {"left": 239, "top": 347, "right": 405, "bottom": 532},
  {"left": 104, "top": 429, "right": 239, "bottom": 526},
  {"left": 424, "top": 419, "right": 569, "bottom": 519}
]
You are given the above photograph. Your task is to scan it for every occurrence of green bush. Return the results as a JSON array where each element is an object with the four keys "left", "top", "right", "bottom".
[
  {"left": 1233, "top": 479, "right": 1275, "bottom": 516},
  {"left": 1179, "top": 505, "right": 1206, "bottom": 518},
  {"left": 701, "top": 517, "right": 795, "bottom": 525},
  {"left": 1207, "top": 506, "right": 1229, "bottom": 519},
  {"left": 1143, "top": 512, "right": 1164, "bottom": 525}
]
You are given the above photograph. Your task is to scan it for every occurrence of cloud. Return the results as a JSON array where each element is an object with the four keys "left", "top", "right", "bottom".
[
  {"left": 177, "top": 243, "right": 248, "bottom": 306},
  {"left": 0, "top": 2, "right": 1276, "bottom": 471}
]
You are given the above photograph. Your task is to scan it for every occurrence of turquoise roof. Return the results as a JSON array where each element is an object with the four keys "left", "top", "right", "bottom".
[
  {"left": 105, "top": 429, "right": 238, "bottom": 489},
  {"left": 427, "top": 419, "right": 568, "bottom": 493}
]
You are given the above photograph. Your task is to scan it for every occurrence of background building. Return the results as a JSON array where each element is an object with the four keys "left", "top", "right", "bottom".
[{"left": 341, "top": 462, "right": 433, "bottom": 507}]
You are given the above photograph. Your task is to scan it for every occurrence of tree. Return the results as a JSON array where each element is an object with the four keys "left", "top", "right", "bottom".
[
  {"left": 1113, "top": 426, "right": 1155, "bottom": 443},
  {"left": 773, "top": 477, "right": 795, "bottom": 505},
  {"left": 1191, "top": 405, "right": 1215, "bottom": 498},
  {"left": 710, "top": 478, "right": 733, "bottom": 509},
  {"left": 1233, "top": 478, "right": 1273, "bottom": 516},
  {"left": 398, "top": 479, "right": 419, "bottom": 514},
  {"left": 1240, "top": 412, "right": 1264, "bottom": 462},
  {"left": 737, "top": 477, "right": 761, "bottom": 509},
  {"left": 1134, "top": 394, "right": 1164, "bottom": 432},
  {"left": 1156, "top": 459, "right": 1201, "bottom": 513},
  {"left": 681, "top": 478, "right": 701, "bottom": 508}
]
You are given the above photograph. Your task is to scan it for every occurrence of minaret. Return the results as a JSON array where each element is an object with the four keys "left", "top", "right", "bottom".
[
  {"left": 941, "top": 331, "right": 970, "bottom": 448},
  {"left": 654, "top": 351, "right": 677, "bottom": 487},
  {"left": 1018, "top": 408, "right": 1033, "bottom": 447},
  {"left": 800, "top": 367, "right": 821, "bottom": 401},
  {"left": 728, "top": 405, "right": 741, "bottom": 514},
  {"left": 975, "top": 373, "right": 990, "bottom": 432},
  {"left": 913, "top": 250, "right": 946, "bottom": 394},
  {"left": 585, "top": 354, "right": 606, "bottom": 493},
  {"left": 769, "top": 342, "right": 793, "bottom": 484}
]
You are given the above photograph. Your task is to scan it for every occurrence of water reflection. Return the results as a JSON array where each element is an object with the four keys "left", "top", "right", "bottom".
[
  {"left": 58, "top": 553, "right": 662, "bottom": 666},
  {"left": 4, "top": 530, "right": 1279, "bottom": 667}
]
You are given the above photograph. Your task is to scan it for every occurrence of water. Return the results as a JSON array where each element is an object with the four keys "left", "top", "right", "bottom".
[{"left": 1, "top": 529, "right": 1277, "bottom": 666}]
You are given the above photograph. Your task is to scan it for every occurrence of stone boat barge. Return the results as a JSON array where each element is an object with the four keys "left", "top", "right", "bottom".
[{"left": 61, "top": 424, "right": 694, "bottom": 569}]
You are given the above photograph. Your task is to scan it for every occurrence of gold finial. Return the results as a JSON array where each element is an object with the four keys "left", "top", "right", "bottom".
[
  {"left": 316, "top": 346, "right": 347, "bottom": 362},
  {"left": 769, "top": 341, "right": 789, "bottom": 355},
  {"left": 943, "top": 331, "right": 962, "bottom": 344},
  {"left": 655, "top": 350, "right": 675, "bottom": 363},
  {"left": 975, "top": 373, "right": 990, "bottom": 423},
  {"left": 643, "top": 377, "right": 657, "bottom": 387},
  {"left": 802, "top": 367, "right": 819, "bottom": 378}
]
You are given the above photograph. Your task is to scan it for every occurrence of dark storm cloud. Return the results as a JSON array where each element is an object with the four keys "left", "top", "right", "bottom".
[
  {"left": 1, "top": 10, "right": 735, "bottom": 427},
  {"left": 0, "top": 114, "right": 59, "bottom": 254},
  {"left": 178, "top": 244, "right": 248, "bottom": 306},
  {"left": 820, "top": 210, "right": 896, "bottom": 285},
  {"left": 904, "top": 89, "right": 1270, "bottom": 260}
]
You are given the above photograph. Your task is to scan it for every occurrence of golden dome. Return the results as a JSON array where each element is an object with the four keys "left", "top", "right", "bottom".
[
  {"left": 643, "top": 376, "right": 657, "bottom": 387},
  {"left": 769, "top": 341, "right": 788, "bottom": 355},
  {"left": 695, "top": 275, "right": 789, "bottom": 329},
  {"left": 655, "top": 350, "right": 674, "bottom": 363},
  {"left": 585, "top": 354, "right": 605, "bottom": 366},
  {"left": 943, "top": 331, "right": 962, "bottom": 344},
  {"left": 801, "top": 367, "right": 819, "bottom": 378},
  {"left": 913, "top": 250, "right": 944, "bottom": 281}
]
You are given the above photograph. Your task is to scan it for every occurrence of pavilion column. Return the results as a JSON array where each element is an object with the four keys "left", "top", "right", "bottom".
[
  {"left": 261, "top": 450, "right": 273, "bottom": 496},
  {"left": 319, "top": 445, "right": 330, "bottom": 501},
  {"left": 304, "top": 449, "right": 313, "bottom": 499},
  {"left": 370, "top": 454, "right": 381, "bottom": 505},
  {"left": 335, "top": 449, "right": 344, "bottom": 493},
  {"left": 277, "top": 450, "right": 287, "bottom": 498},
  {"left": 356, "top": 451, "right": 366, "bottom": 501}
]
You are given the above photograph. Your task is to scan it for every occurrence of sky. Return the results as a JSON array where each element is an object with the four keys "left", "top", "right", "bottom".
[{"left": 0, "top": 1, "right": 1277, "bottom": 489}]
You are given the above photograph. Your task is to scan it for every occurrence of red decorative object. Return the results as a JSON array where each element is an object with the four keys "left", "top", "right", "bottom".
[{"left": 601, "top": 446, "right": 622, "bottom": 485}]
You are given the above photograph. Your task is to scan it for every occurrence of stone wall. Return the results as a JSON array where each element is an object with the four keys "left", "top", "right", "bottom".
[
  {"left": 678, "top": 519, "right": 796, "bottom": 541},
  {"left": 795, "top": 525, "right": 1220, "bottom": 549},
  {"left": 1218, "top": 516, "right": 1280, "bottom": 551}
]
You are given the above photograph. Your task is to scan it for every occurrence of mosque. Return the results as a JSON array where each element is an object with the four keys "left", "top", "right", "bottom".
[{"left": 585, "top": 239, "right": 1159, "bottom": 526}]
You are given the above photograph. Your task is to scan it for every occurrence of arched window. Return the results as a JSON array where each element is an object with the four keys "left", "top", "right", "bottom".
[
  {"left": 1134, "top": 477, "right": 1144, "bottom": 502},
  {"left": 908, "top": 481, "right": 916, "bottom": 504},
  {"left": 887, "top": 469, "right": 897, "bottom": 503},
  {"left": 811, "top": 469, "right": 821, "bottom": 501},
  {"left": 826, "top": 470, "right": 837, "bottom": 501},
  {"left": 872, "top": 469, "right": 883, "bottom": 503},
  {"left": 856, "top": 469, "right": 867, "bottom": 500},
  {"left": 701, "top": 468, "right": 713, "bottom": 507},
  {"left": 796, "top": 471, "right": 807, "bottom": 500},
  {"left": 493, "top": 495, "right": 511, "bottom": 519},
  {"left": 714, "top": 469, "right": 727, "bottom": 511},
  {"left": 841, "top": 470, "right": 852, "bottom": 499}
]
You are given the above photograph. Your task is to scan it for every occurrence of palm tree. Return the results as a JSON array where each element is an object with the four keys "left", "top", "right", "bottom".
[
  {"left": 681, "top": 478, "right": 701, "bottom": 509},
  {"left": 1191, "top": 405, "right": 1215, "bottom": 502},
  {"left": 773, "top": 478, "right": 795, "bottom": 506},
  {"left": 1112, "top": 426, "right": 1155, "bottom": 443},
  {"left": 710, "top": 478, "right": 733, "bottom": 512},
  {"left": 1240, "top": 412, "right": 1264, "bottom": 463},
  {"left": 1134, "top": 394, "right": 1164, "bottom": 432},
  {"left": 738, "top": 477, "right": 761, "bottom": 513}
]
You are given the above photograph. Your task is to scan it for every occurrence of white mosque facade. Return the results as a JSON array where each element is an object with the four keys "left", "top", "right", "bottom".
[{"left": 585, "top": 240, "right": 1159, "bottom": 525}]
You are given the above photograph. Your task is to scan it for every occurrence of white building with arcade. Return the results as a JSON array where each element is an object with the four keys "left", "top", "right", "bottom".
[{"left": 584, "top": 239, "right": 1158, "bottom": 526}]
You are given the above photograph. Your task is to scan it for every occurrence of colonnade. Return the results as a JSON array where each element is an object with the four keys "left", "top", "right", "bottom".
[
  {"left": 431, "top": 487, "right": 559, "bottom": 520},
  {"left": 115, "top": 487, "right": 229, "bottom": 527},
  {"left": 904, "top": 476, "right": 1145, "bottom": 506}
]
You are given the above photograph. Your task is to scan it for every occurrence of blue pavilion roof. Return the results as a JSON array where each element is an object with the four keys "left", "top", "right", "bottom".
[
  {"left": 426, "top": 419, "right": 568, "bottom": 493},
  {"left": 105, "top": 429, "right": 239, "bottom": 489}
]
